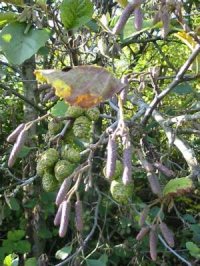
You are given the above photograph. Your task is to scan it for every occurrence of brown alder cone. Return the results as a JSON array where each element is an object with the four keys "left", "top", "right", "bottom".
[
  {"left": 139, "top": 206, "right": 149, "bottom": 227},
  {"left": 59, "top": 200, "right": 71, "bottom": 238},
  {"left": 105, "top": 134, "right": 117, "bottom": 179},
  {"left": 75, "top": 200, "right": 84, "bottom": 232},
  {"left": 149, "top": 225, "right": 158, "bottom": 261},
  {"left": 54, "top": 202, "right": 63, "bottom": 226},
  {"left": 6, "top": 123, "right": 25, "bottom": 143},
  {"left": 159, "top": 222, "right": 174, "bottom": 247},
  {"left": 8, "top": 129, "right": 28, "bottom": 168},
  {"left": 55, "top": 177, "right": 72, "bottom": 206},
  {"left": 147, "top": 173, "right": 162, "bottom": 196},
  {"left": 136, "top": 226, "right": 150, "bottom": 241}
]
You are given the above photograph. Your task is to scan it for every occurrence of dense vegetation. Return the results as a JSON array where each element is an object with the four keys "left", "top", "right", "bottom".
[{"left": 0, "top": 0, "right": 200, "bottom": 265}]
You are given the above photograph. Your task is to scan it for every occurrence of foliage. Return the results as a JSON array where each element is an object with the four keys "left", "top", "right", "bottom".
[{"left": 0, "top": 0, "right": 200, "bottom": 266}]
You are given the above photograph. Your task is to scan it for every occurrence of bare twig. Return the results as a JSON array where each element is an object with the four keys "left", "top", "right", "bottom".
[
  {"left": 142, "top": 44, "right": 200, "bottom": 125},
  {"left": 55, "top": 187, "right": 101, "bottom": 266}
]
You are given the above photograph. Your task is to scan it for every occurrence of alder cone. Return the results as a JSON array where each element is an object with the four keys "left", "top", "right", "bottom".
[
  {"left": 136, "top": 226, "right": 150, "bottom": 241},
  {"left": 149, "top": 225, "right": 158, "bottom": 261},
  {"left": 85, "top": 107, "right": 100, "bottom": 121},
  {"left": 66, "top": 105, "right": 84, "bottom": 118},
  {"left": 6, "top": 123, "right": 25, "bottom": 143},
  {"left": 42, "top": 172, "right": 58, "bottom": 192},
  {"left": 59, "top": 200, "right": 71, "bottom": 238},
  {"left": 159, "top": 222, "right": 174, "bottom": 247}
]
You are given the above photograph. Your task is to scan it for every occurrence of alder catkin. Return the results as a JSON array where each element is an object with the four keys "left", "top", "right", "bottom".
[
  {"left": 149, "top": 225, "right": 158, "bottom": 261},
  {"left": 134, "top": 7, "right": 143, "bottom": 31},
  {"left": 154, "top": 162, "right": 175, "bottom": 177},
  {"left": 139, "top": 206, "right": 149, "bottom": 227},
  {"left": 147, "top": 173, "right": 162, "bottom": 196},
  {"left": 54, "top": 202, "right": 63, "bottom": 226},
  {"left": 75, "top": 200, "right": 84, "bottom": 232},
  {"left": 122, "top": 141, "right": 132, "bottom": 185},
  {"left": 159, "top": 222, "right": 174, "bottom": 247},
  {"left": 113, "top": 3, "right": 135, "bottom": 34},
  {"left": 55, "top": 177, "right": 72, "bottom": 206},
  {"left": 8, "top": 129, "right": 28, "bottom": 168},
  {"left": 59, "top": 200, "right": 71, "bottom": 238},
  {"left": 136, "top": 226, "right": 150, "bottom": 241},
  {"left": 105, "top": 134, "right": 117, "bottom": 179},
  {"left": 120, "top": 76, "right": 129, "bottom": 103},
  {"left": 6, "top": 123, "right": 25, "bottom": 143}
]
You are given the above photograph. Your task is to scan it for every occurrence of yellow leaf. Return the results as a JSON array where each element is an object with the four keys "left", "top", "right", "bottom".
[{"left": 35, "top": 66, "right": 123, "bottom": 108}]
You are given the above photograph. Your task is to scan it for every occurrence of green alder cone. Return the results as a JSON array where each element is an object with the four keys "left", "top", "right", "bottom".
[
  {"left": 66, "top": 105, "right": 85, "bottom": 118},
  {"left": 110, "top": 180, "right": 133, "bottom": 204},
  {"left": 63, "top": 128, "right": 76, "bottom": 144},
  {"left": 36, "top": 160, "right": 47, "bottom": 177},
  {"left": 40, "top": 148, "right": 59, "bottom": 168},
  {"left": 61, "top": 146, "right": 81, "bottom": 163},
  {"left": 42, "top": 172, "right": 59, "bottom": 192},
  {"left": 48, "top": 120, "right": 63, "bottom": 135},
  {"left": 85, "top": 107, "right": 100, "bottom": 121},
  {"left": 54, "top": 160, "right": 76, "bottom": 182},
  {"left": 72, "top": 116, "right": 91, "bottom": 139}
]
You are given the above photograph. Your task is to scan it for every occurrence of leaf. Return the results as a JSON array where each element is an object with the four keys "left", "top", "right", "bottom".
[
  {"left": 163, "top": 177, "right": 193, "bottom": 197},
  {"left": 7, "top": 230, "right": 25, "bottom": 241},
  {"left": 2, "top": 0, "right": 24, "bottom": 5},
  {"left": 3, "top": 254, "right": 19, "bottom": 266},
  {"left": 86, "top": 254, "right": 108, "bottom": 266},
  {"left": 0, "top": 12, "right": 18, "bottom": 28},
  {"left": 6, "top": 197, "right": 20, "bottom": 211},
  {"left": 17, "top": 146, "right": 34, "bottom": 158},
  {"left": 186, "top": 242, "right": 200, "bottom": 259},
  {"left": 55, "top": 246, "right": 72, "bottom": 260},
  {"left": 35, "top": 66, "right": 124, "bottom": 108},
  {"left": 0, "top": 22, "right": 50, "bottom": 65},
  {"left": 60, "top": 0, "right": 93, "bottom": 29},
  {"left": 50, "top": 100, "right": 69, "bottom": 117},
  {"left": 25, "top": 258, "right": 37, "bottom": 266},
  {"left": 172, "top": 82, "right": 193, "bottom": 95},
  {"left": 13, "top": 240, "right": 31, "bottom": 253}
]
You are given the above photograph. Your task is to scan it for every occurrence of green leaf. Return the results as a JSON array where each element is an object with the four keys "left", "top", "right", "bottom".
[
  {"left": 6, "top": 198, "right": 20, "bottom": 211},
  {"left": 38, "top": 226, "right": 52, "bottom": 239},
  {"left": 2, "top": 0, "right": 24, "bottom": 5},
  {"left": 50, "top": 100, "right": 68, "bottom": 117},
  {"left": 163, "top": 177, "right": 193, "bottom": 197},
  {"left": 60, "top": 0, "right": 93, "bottom": 29},
  {"left": 25, "top": 258, "right": 37, "bottom": 266},
  {"left": 17, "top": 146, "right": 34, "bottom": 158},
  {"left": 186, "top": 242, "right": 200, "bottom": 259},
  {"left": 0, "top": 22, "right": 50, "bottom": 65},
  {"left": 86, "top": 254, "right": 108, "bottom": 266},
  {"left": 55, "top": 246, "right": 72, "bottom": 260},
  {"left": 172, "top": 82, "right": 193, "bottom": 95},
  {"left": 13, "top": 240, "right": 31, "bottom": 253},
  {"left": 3, "top": 254, "right": 19, "bottom": 266},
  {"left": 0, "top": 12, "right": 18, "bottom": 28},
  {"left": 7, "top": 230, "right": 25, "bottom": 241}
]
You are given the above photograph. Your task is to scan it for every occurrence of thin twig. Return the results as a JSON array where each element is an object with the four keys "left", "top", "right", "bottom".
[
  {"left": 55, "top": 187, "right": 101, "bottom": 266},
  {"left": 142, "top": 44, "right": 200, "bottom": 125}
]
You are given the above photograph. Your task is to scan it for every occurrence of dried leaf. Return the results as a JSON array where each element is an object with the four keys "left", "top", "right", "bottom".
[{"left": 35, "top": 66, "right": 124, "bottom": 108}]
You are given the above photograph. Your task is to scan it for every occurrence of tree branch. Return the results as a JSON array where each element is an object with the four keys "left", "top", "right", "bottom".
[{"left": 142, "top": 44, "right": 200, "bottom": 125}]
